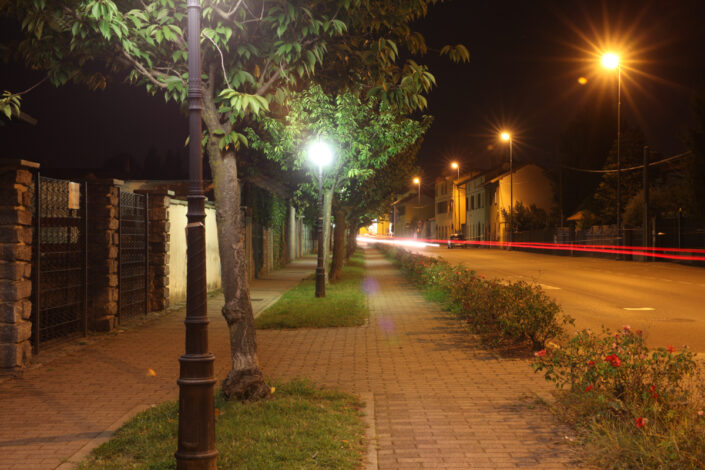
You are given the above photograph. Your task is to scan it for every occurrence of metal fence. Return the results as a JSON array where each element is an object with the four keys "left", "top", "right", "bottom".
[
  {"left": 118, "top": 191, "right": 149, "bottom": 319},
  {"left": 32, "top": 176, "right": 87, "bottom": 352}
]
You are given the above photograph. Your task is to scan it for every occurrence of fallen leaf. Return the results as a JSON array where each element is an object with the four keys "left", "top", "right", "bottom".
[{"left": 147, "top": 368, "right": 157, "bottom": 377}]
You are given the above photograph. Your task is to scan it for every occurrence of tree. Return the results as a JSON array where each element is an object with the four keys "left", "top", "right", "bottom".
[
  {"left": 685, "top": 81, "right": 705, "bottom": 222},
  {"left": 585, "top": 123, "right": 648, "bottom": 225},
  {"left": 2, "top": 0, "right": 467, "bottom": 399},
  {"left": 252, "top": 84, "right": 430, "bottom": 282}
]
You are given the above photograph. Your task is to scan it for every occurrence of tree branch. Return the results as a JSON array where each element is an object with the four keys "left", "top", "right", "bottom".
[
  {"left": 256, "top": 65, "right": 285, "bottom": 96},
  {"left": 202, "top": 31, "right": 231, "bottom": 89},
  {"left": 121, "top": 50, "right": 167, "bottom": 89}
]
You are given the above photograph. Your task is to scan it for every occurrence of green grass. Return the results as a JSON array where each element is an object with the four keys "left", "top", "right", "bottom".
[
  {"left": 78, "top": 380, "right": 367, "bottom": 470},
  {"left": 255, "top": 253, "right": 368, "bottom": 329}
]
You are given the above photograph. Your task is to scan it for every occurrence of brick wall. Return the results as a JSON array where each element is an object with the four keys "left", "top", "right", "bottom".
[{"left": 0, "top": 159, "right": 38, "bottom": 370}]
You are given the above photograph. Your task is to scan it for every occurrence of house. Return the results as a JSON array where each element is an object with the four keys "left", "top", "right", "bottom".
[
  {"left": 391, "top": 190, "right": 435, "bottom": 238},
  {"left": 464, "top": 163, "right": 554, "bottom": 243},
  {"left": 435, "top": 172, "right": 478, "bottom": 240}
]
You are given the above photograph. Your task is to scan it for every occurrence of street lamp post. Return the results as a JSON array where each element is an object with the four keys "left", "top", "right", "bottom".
[
  {"left": 450, "top": 162, "right": 459, "bottom": 233},
  {"left": 310, "top": 141, "right": 332, "bottom": 298},
  {"left": 501, "top": 132, "right": 513, "bottom": 248},
  {"left": 413, "top": 177, "right": 421, "bottom": 206},
  {"left": 176, "top": 1, "right": 217, "bottom": 469},
  {"left": 602, "top": 52, "right": 622, "bottom": 249}
]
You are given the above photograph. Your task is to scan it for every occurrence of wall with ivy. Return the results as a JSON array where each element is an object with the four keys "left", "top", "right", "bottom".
[{"left": 246, "top": 184, "right": 288, "bottom": 273}]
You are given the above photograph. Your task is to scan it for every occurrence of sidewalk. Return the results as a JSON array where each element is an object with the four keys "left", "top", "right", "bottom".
[
  {"left": 0, "top": 249, "right": 579, "bottom": 469},
  {"left": 0, "top": 257, "right": 316, "bottom": 470}
]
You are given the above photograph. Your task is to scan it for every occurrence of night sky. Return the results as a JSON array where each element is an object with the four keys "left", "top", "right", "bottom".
[{"left": 2, "top": 0, "right": 704, "bottom": 181}]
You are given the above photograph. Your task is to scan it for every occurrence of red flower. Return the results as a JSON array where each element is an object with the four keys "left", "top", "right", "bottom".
[
  {"left": 623, "top": 325, "right": 631, "bottom": 331},
  {"left": 534, "top": 349, "right": 546, "bottom": 357},
  {"left": 649, "top": 385, "right": 658, "bottom": 399},
  {"left": 587, "top": 360, "right": 595, "bottom": 366},
  {"left": 667, "top": 345, "right": 675, "bottom": 353},
  {"left": 585, "top": 384, "right": 594, "bottom": 392},
  {"left": 635, "top": 330, "right": 643, "bottom": 336},
  {"left": 635, "top": 417, "right": 647, "bottom": 428},
  {"left": 604, "top": 354, "right": 621, "bottom": 367}
]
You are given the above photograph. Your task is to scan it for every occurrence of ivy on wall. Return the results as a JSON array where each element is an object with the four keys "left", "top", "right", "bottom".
[{"left": 248, "top": 184, "right": 288, "bottom": 270}]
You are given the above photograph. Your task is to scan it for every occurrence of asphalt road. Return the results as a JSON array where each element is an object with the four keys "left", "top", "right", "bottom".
[{"left": 403, "top": 244, "right": 705, "bottom": 353}]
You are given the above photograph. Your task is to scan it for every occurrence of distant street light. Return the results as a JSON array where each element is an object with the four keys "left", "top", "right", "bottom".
[
  {"left": 310, "top": 140, "right": 333, "bottom": 298},
  {"left": 176, "top": 0, "right": 217, "bottom": 468},
  {"left": 500, "top": 131, "right": 513, "bottom": 248},
  {"left": 450, "top": 162, "right": 460, "bottom": 233},
  {"left": 413, "top": 177, "right": 421, "bottom": 206},
  {"left": 601, "top": 51, "right": 622, "bottom": 247}
]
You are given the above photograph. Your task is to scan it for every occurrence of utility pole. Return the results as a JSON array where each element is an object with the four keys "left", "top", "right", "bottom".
[{"left": 642, "top": 146, "right": 649, "bottom": 262}]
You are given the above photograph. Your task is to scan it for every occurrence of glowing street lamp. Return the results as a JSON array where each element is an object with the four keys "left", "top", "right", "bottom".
[
  {"left": 412, "top": 177, "right": 421, "bottom": 206},
  {"left": 176, "top": 0, "right": 217, "bottom": 468},
  {"left": 601, "top": 51, "right": 623, "bottom": 245},
  {"left": 450, "top": 162, "right": 460, "bottom": 232},
  {"left": 500, "top": 131, "right": 513, "bottom": 247},
  {"left": 450, "top": 161, "right": 459, "bottom": 179},
  {"left": 310, "top": 140, "right": 333, "bottom": 298}
]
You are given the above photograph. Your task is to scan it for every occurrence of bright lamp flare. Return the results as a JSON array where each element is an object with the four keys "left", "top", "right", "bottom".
[
  {"left": 601, "top": 52, "right": 619, "bottom": 69},
  {"left": 578, "top": 76, "right": 588, "bottom": 85},
  {"left": 500, "top": 132, "right": 511, "bottom": 141},
  {"left": 309, "top": 141, "right": 333, "bottom": 167},
  {"left": 413, "top": 177, "right": 420, "bottom": 184},
  {"left": 451, "top": 162, "right": 458, "bottom": 169}
]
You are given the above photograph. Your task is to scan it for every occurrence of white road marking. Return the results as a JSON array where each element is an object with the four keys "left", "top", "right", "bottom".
[
  {"left": 539, "top": 284, "right": 561, "bottom": 290},
  {"left": 624, "top": 307, "right": 655, "bottom": 311}
]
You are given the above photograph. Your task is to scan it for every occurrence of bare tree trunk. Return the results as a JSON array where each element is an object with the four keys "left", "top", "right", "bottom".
[
  {"left": 202, "top": 92, "right": 269, "bottom": 401},
  {"left": 346, "top": 222, "right": 358, "bottom": 259},
  {"left": 329, "top": 207, "right": 346, "bottom": 282}
]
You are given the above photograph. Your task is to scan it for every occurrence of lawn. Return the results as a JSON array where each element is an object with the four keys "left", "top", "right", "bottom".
[
  {"left": 78, "top": 380, "right": 367, "bottom": 470},
  {"left": 255, "top": 253, "right": 368, "bottom": 329}
]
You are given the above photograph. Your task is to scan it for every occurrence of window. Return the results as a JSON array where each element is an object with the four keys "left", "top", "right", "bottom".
[
  {"left": 436, "top": 201, "right": 448, "bottom": 214},
  {"left": 478, "top": 193, "right": 482, "bottom": 208},
  {"left": 470, "top": 195, "right": 475, "bottom": 210}
]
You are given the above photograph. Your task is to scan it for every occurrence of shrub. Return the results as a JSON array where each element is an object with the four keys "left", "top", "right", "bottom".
[
  {"left": 532, "top": 326, "right": 705, "bottom": 469},
  {"left": 377, "top": 244, "right": 572, "bottom": 348}
]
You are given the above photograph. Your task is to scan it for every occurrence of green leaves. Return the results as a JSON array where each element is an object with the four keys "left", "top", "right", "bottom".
[
  {"left": 440, "top": 44, "right": 470, "bottom": 63},
  {"left": 0, "top": 91, "right": 22, "bottom": 120},
  {"left": 219, "top": 88, "right": 270, "bottom": 117}
]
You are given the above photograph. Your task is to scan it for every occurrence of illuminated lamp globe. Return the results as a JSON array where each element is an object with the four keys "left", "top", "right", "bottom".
[
  {"left": 309, "top": 141, "right": 333, "bottom": 168},
  {"left": 500, "top": 132, "right": 511, "bottom": 141},
  {"left": 601, "top": 52, "right": 619, "bottom": 70},
  {"left": 413, "top": 177, "right": 420, "bottom": 185}
]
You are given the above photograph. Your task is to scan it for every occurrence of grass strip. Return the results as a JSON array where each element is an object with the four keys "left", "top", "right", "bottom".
[
  {"left": 255, "top": 253, "right": 368, "bottom": 329},
  {"left": 78, "top": 380, "right": 367, "bottom": 470}
]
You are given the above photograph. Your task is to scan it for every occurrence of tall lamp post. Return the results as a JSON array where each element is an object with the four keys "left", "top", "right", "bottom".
[
  {"left": 310, "top": 140, "right": 332, "bottom": 298},
  {"left": 413, "top": 177, "right": 421, "bottom": 206},
  {"left": 450, "top": 162, "right": 459, "bottom": 233},
  {"left": 176, "top": 1, "right": 217, "bottom": 469},
  {"left": 500, "top": 132, "right": 513, "bottom": 248},
  {"left": 602, "top": 52, "right": 622, "bottom": 247}
]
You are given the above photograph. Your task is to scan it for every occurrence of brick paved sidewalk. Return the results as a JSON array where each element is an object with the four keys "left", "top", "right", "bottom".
[
  {"left": 0, "top": 257, "right": 316, "bottom": 470},
  {"left": 1, "top": 248, "right": 579, "bottom": 470},
  {"left": 257, "top": 247, "right": 580, "bottom": 469}
]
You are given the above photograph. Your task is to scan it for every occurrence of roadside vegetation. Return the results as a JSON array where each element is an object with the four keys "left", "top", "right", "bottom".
[
  {"left": 378, "top": 244, "right": 705, "bottom": 469},
  {"left": 255, "top": 253, "right": 368, "bottom": 329},
  {"left": 533, "top": 327, "right": 705, "bottom": 469},
  {"left": 78, "top": 380, "right": 366, "bottom": 470},
  {"left": 377, "top": 244, "right": 572, "bottom": 349}
]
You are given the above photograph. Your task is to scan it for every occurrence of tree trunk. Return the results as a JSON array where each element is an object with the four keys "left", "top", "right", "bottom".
[
  {"left": 202, "top": 94, "right": 269, "bottom": 401},
  {"left": 329, "top": 207, "right": 346, "bottom": 282},
  {"left": 322, "top": 188, "right": 334, "bottom": 283},
  {"left": 346, "top": 222, "right": 358, "bottom": 259}
]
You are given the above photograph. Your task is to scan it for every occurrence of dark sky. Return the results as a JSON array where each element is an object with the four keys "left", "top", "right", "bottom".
[{"left": 2, "top": 0, "right": 704, "bottom": 178}]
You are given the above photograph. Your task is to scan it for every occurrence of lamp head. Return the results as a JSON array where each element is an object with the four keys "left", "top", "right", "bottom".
[
  {"left": 500, "top": 132, "right": 511, "bottom": 142},
  {"left": 413, "top": 177, "right": 420, "bottom": 185},
  {"left": 451, "top": 162, "right": 458, "bottom": 169},
  {"left": 601, "top": 52, "right": 619, "bottom": 70},
  {"left": 308, "top": 140, "right": 333, "bottom": 168}
]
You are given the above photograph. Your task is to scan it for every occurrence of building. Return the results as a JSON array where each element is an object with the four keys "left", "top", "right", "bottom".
[
  {"left": 391, "top": 190, "right": 435, "bottom": 238},
  {"left": 435, "top": 172, "right": 477, "bottom": 240},
  {"left": 464, "top": 163, "right": 554, "bottom": 243}
]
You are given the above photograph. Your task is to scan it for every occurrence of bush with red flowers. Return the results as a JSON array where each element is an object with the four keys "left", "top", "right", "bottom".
[{"left": 532, "top": 326, "right": 705, "bottom": 469}]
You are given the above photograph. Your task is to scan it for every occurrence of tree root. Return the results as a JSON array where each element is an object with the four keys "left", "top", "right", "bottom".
[{"left": 222, "top": 368, "right": 271, "bottom": 401}]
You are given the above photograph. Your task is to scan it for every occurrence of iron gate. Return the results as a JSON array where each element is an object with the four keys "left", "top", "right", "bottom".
[
  {"left": 32, "top": 176, "right": 88, "bottom": 352},
  {"left": 118, "top": 191, "right": 149, "bottom": 319}
]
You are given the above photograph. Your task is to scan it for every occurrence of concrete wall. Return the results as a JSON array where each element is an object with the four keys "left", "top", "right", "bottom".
[{"left": 167, "top": 200, "right": 221, "bottom": 305}]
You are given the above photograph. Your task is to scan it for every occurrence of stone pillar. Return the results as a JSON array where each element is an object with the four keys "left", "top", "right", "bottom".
[
  {"left": 86, "top": 179, "right": 121, "bottom": 332},
  {"left": 0, "top": 159, "right": 38, "bottom": 371},
  {"left": 136, "top": 189, "right": 172, "bottom": 312}
]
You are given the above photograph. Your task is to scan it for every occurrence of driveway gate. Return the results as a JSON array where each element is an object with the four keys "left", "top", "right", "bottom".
[
  {"left": 118, "top": 191, "right": 149, "bottom": 319},
  {"left": 32, "top": 176, "right": 88, "bottom": 352}
]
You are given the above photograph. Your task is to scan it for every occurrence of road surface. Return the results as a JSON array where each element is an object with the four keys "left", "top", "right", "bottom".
[{"left": 401, "top": 244, "right": 705, "bottom": 353}]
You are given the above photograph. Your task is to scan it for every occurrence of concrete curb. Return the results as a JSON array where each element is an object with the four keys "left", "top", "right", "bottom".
[
  {"left": 359, "top": 392, "right": 378, "bottom": 470},
  {"left": 55, "top": 404, "right": 151, "bottom": 469}
]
